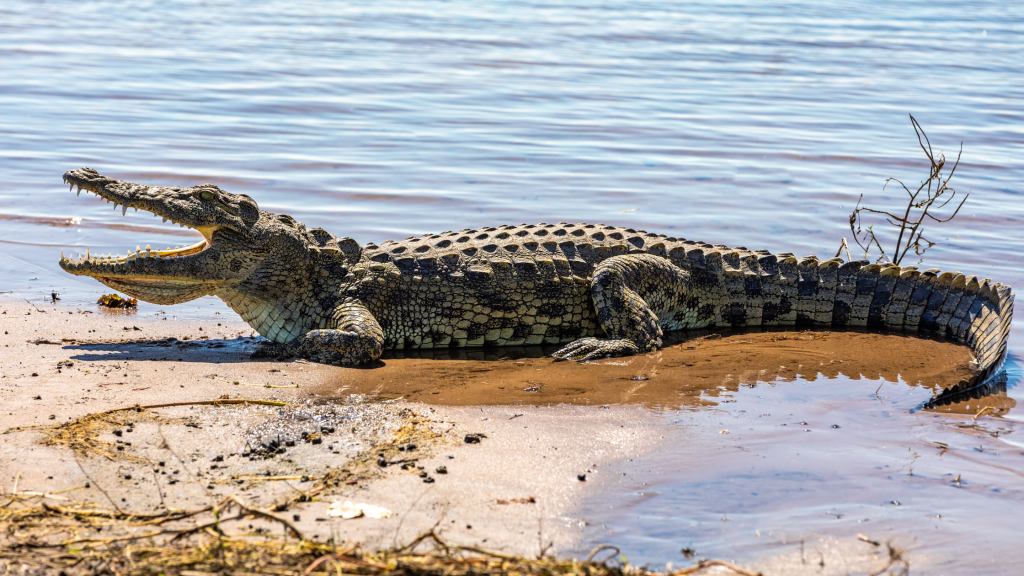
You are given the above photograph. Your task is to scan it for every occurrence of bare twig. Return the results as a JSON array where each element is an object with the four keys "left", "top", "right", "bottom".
[
  {"left": 834, "top": 237, "right": 852, "bottom": 261},
  {"left": 848, "top": 115, "right": 969, "bottom": 265}
]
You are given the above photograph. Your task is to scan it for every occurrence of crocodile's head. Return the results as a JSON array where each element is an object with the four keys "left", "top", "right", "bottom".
[{"left": 59, "top": 167, "right": 304, "bottom": 305}]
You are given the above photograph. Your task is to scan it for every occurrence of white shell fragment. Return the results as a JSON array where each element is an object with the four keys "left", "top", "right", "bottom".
[{"left": 327, "top": 500, "right": 392, "bottom": 519}]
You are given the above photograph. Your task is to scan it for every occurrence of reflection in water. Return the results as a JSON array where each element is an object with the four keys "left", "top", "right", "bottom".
[{"left": 922, "top": 371, "right": 1016, "bottom": 416}]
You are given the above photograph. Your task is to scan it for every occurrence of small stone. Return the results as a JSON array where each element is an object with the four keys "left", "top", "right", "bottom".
[
  {"left": 423, "top": 477, "right": 435, "bottom": 483},
  {"left": 48, "top": 414, "right": 55, "bottom": 420},
  {"left": 435, "top": 466, "right": 448, "bottom": 474},
  {"left": 113, "top": 429, "right": 122, "bottom": 437},
  {"left": 464, "top": 434, "right": 483, "bottom": 444},
  {"left": 577, "top": 474, "right": 587, "bottom": 482}
]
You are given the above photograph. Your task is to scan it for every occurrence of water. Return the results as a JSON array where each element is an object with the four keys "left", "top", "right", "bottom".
[{"left": 1, "top": 0, "right": 1021, "bottom": 568}]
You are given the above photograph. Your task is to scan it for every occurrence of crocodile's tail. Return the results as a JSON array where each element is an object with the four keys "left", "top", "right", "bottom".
[{"left": 660, "top": 242, "right": 1014, "bottom": 384}]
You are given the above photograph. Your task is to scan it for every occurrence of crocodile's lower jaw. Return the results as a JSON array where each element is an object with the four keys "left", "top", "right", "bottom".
[{"left": 91, "top": 276, "right": 212, "bottom": 306}]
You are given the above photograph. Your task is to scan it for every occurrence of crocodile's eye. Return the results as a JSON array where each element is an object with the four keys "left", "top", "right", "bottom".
[{"left": 200, "top": 190, "right": 216, "bottom": 201}]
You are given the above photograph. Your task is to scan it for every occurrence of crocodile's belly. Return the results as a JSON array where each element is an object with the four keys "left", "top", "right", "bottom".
[{"left": 372, "top": 279, "right": 600, "bottom": 349}]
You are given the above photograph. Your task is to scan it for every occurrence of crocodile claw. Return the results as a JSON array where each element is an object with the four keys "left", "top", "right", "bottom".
[
  {"left": 251, "top": 341, "right": 296, "bottom": 359},
  {"left": 552, "top": 337, "right": 641, "bottom": 362}
]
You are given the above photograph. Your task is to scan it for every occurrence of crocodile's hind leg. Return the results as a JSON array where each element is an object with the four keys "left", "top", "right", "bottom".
[
  {"left": 257, "top": 301, "right": 385, "bottom": 366},
  {"left": 553, "top": 254, "right": 691, "bottom": 362}
]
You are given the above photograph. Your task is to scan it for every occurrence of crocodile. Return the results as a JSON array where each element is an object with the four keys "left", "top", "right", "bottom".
[{"left": 58, "top": 168, "right": 1014, "bottom": 383}]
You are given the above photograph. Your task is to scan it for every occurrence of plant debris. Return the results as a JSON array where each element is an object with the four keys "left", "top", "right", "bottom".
[
  {"left": 0, "top": 494, "right": 760, "bottom": 576},
  {"left": 97, "top": 294, "right": 138, "bottom": 309}
]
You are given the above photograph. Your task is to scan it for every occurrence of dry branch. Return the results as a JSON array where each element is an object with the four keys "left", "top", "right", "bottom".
[{"left": 847, "top": 114, "right": 969, "bottom": 265}]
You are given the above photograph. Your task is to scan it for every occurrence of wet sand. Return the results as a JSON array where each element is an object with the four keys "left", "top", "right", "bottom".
[{"left": 0, "top": 296, "right": 1005, "bottom": 572}]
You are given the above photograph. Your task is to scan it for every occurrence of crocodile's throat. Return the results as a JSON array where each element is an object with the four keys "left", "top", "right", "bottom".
[{"left": 217, "top": 286, "right": 308, "bottom": 344}]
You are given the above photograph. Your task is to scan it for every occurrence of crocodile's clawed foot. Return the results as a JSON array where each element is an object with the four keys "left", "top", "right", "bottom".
[
  {"left": 552, "top": 337, "right": 641, "bottom": 362},
  {"left": 250, "top": 341, "right": 296, "bottom": 359}
]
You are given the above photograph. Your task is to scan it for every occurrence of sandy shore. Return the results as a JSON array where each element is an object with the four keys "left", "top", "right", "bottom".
[{"left": 0, "top": 295, "right": 980, "bottom": 572}]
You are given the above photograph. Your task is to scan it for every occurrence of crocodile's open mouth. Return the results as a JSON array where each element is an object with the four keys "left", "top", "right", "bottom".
[{"left": 58, "top": 175, "right": 216, "bottom": 276}]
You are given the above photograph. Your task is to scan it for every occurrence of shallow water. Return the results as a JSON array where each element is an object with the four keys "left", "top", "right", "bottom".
[{"left": 1, "top": 0, "right": 1022, "bottom": 569}]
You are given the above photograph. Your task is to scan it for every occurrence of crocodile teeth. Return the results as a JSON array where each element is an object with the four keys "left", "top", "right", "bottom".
[
  {"left": 122, "top": 205, "right": 128, "bottom": 217},
  {"left": 68, "top": 183, "right": 73, "bottom": 192}
]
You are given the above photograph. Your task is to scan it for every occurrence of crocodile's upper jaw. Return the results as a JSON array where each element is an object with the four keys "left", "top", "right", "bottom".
[{"left": 58, "top": 168, "right": 259, "bottom": 305}]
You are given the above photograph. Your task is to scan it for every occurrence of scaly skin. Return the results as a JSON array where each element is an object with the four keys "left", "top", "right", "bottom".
[{"left": 59, "top": 168, "right": 1014, "bottom": 383}]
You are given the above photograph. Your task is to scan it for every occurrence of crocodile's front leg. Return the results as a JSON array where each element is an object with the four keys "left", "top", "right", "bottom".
[
  {"left": 256, "top": 301, "right": 385, "bottom": 365},
  {"left": 553, "top": 254, "right": 690, "bottom": 362}
]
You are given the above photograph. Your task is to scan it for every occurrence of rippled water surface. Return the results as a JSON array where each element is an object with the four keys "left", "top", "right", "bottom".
[{"left": 1, "top": 0, "right": 1022, "bottom": 569}]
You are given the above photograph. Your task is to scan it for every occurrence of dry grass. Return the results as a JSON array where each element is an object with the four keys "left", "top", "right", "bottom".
[{"left": 0, "top": 495, "right": 759, "bottom": 576}]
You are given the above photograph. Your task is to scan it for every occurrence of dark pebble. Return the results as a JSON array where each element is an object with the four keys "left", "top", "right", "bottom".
[
  {"left": 464, "top": 434, "right": 483, "bottom": 444},
  {"left": 406, "top": 443, "right": 416, "bottom": 451},
  {"left": 577, "top": 474, "right": 587, "bottom": 482},
  {"left": 48, "top": 415, "right": 55, "bottom": 420},
  {"left": 311, "top": 437, "right": 322, "bottom": 445},
  {"left": 212, "top": 455, "right": 224, "bottom": 462},
  {"left": 377, "top": 457, "right": 388, "bottom": 467},
  {"left": 293, "top": 514, "right": 301, "bottom": 521},
  {"left": 113, "top": 430, "right": 122, "bottom": 437},
  {"left": 436, "top": 466, "right": 448, "bottom": 474},
  {"left": 832, "top": 424, "right": 841, "bottom": 429},
  {"left": 423, "top": 477, "right": 435, "bottom": 483},
  {"left": 124, "top": 474, "right": 132, "bottom": 480},
  {"left": 419, "top": 471, "right": 428, "bottom": 478},
  {"left": 31, "top": 373, "right": 38, "bottom": 377}
]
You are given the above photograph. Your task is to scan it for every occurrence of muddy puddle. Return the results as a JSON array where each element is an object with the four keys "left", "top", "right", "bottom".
[{"left": 312, "top": 328, "right": 977, "bottom": 408}]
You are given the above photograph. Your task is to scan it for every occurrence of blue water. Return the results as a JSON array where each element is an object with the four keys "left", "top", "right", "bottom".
[{"left": 1, "top": 0, "right": 1021, "bottom": 568}]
